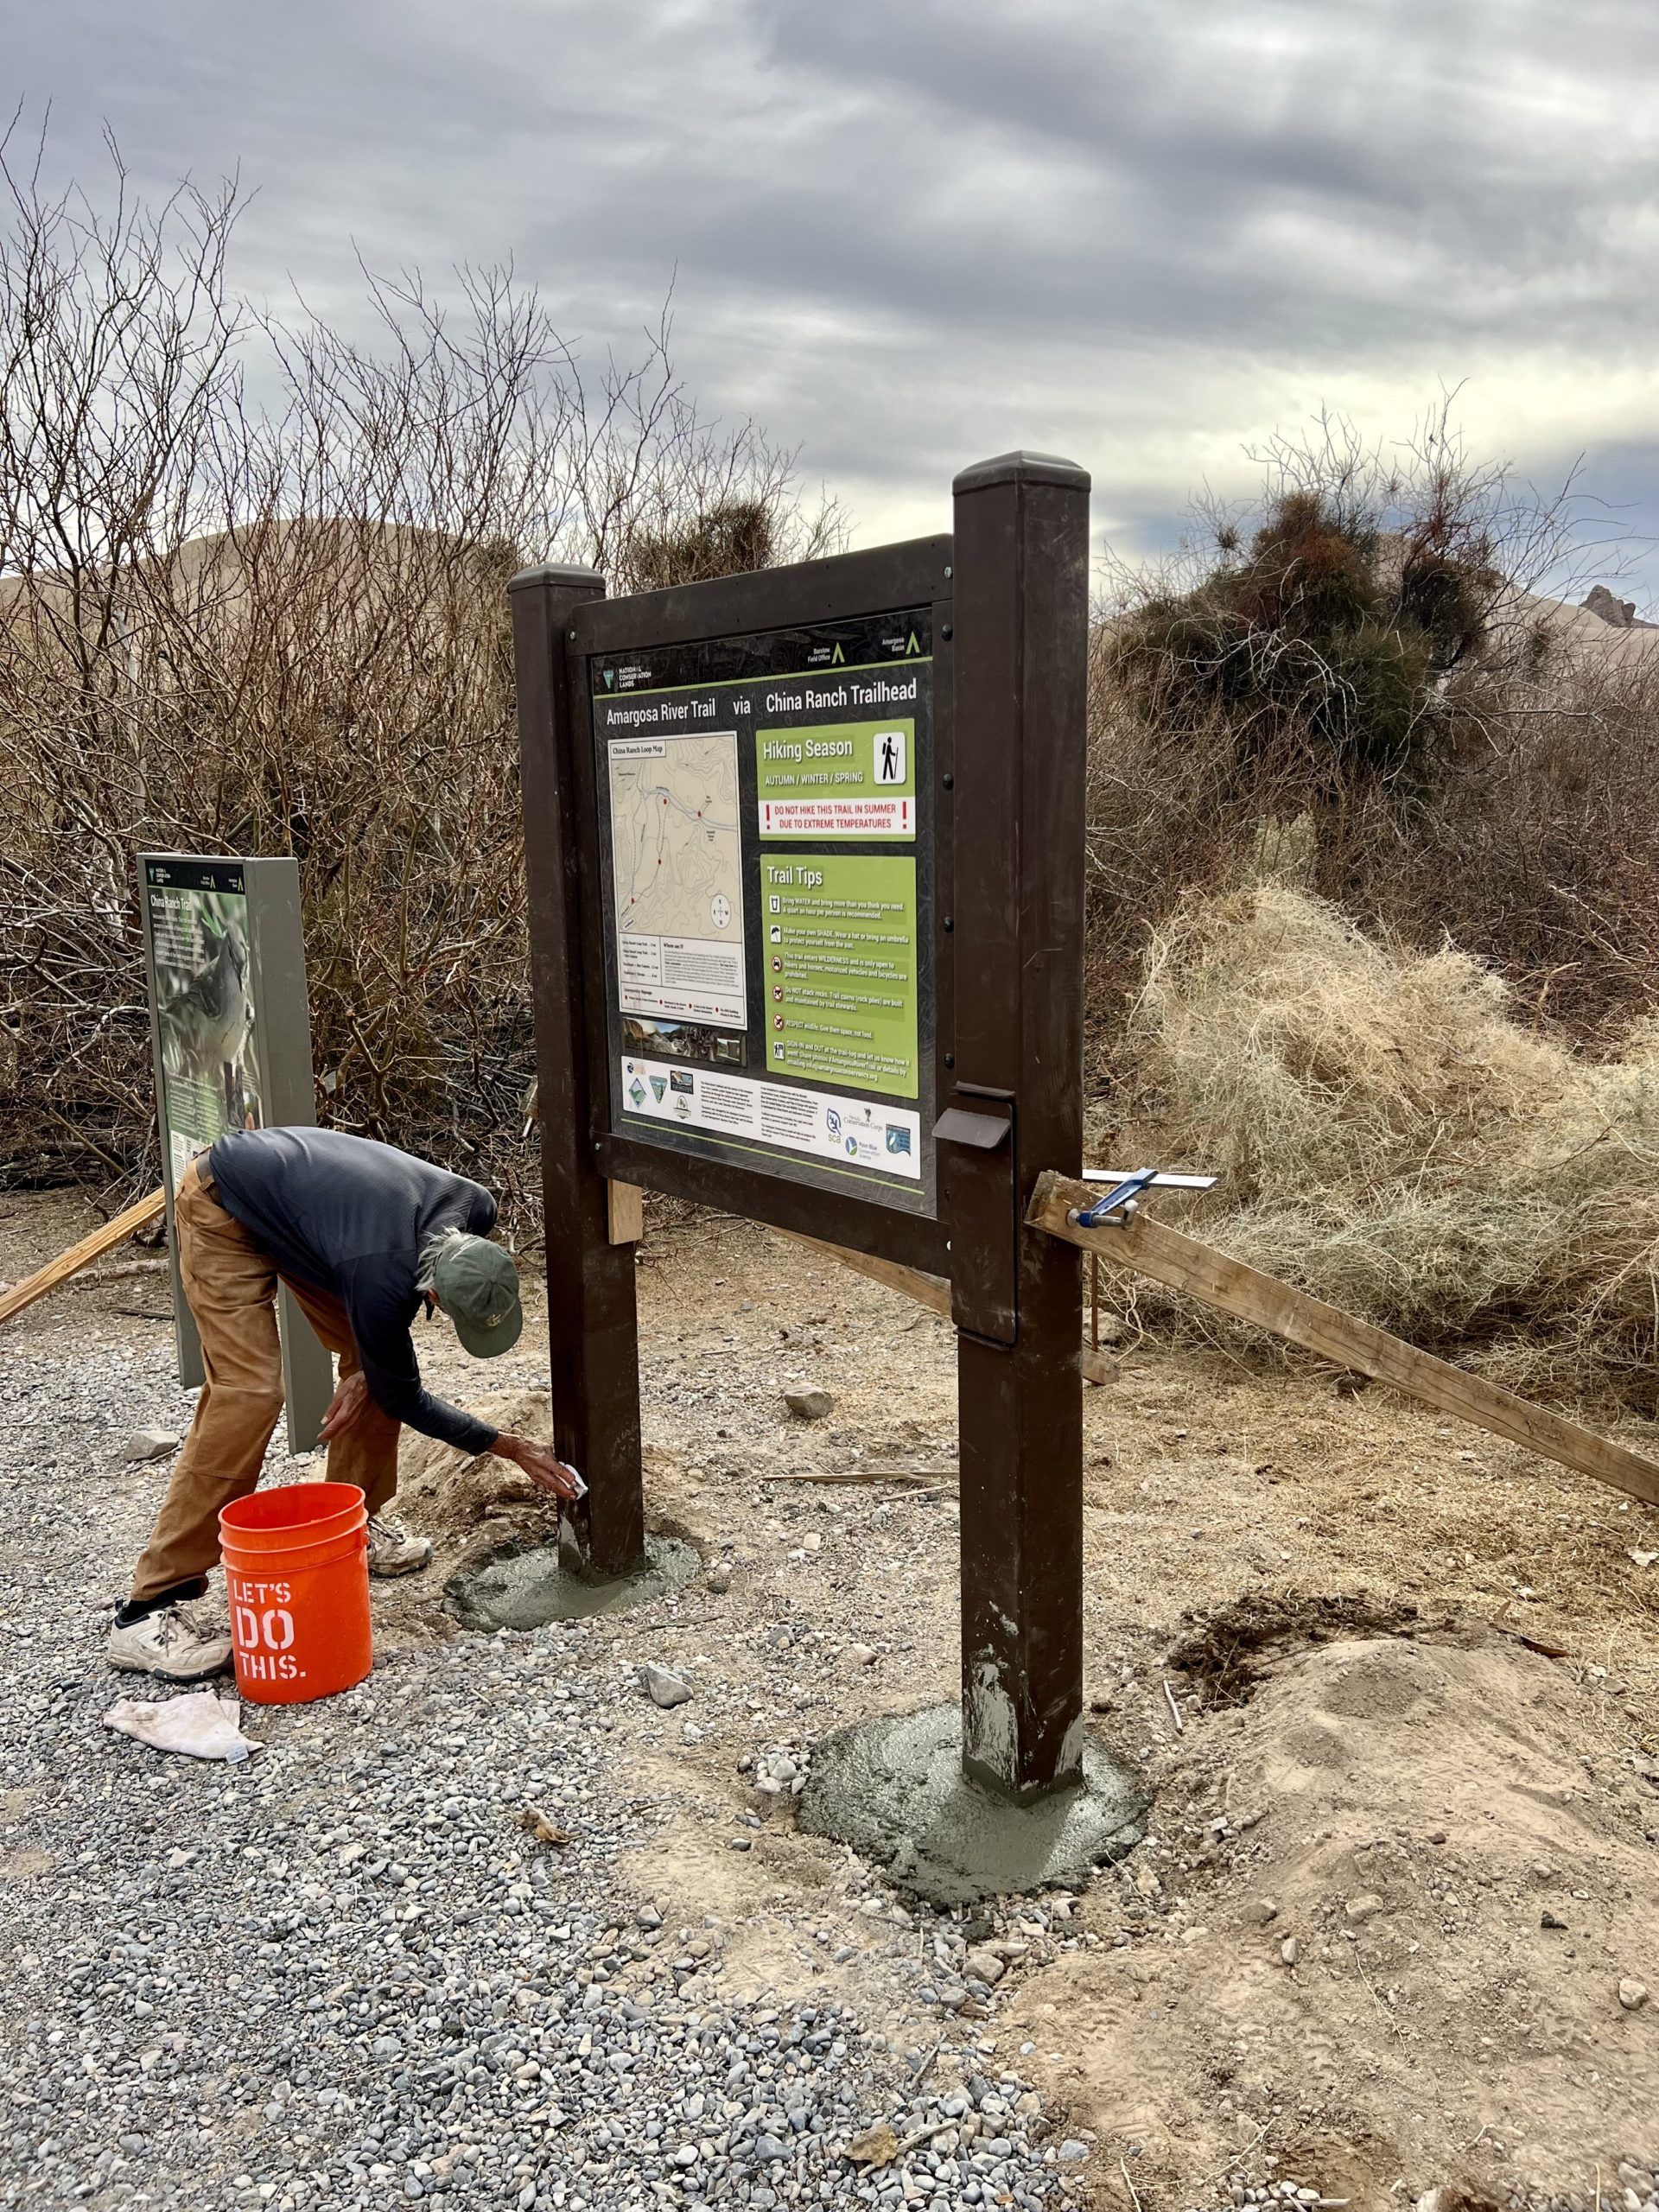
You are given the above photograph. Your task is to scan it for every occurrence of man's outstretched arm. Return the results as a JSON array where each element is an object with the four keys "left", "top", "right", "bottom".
[
  {"left": 321, "top": 1370, "right": 580, "bottom": 1496},
  {"left": 331, "top": 1265, "right": 587, "bottom": 1503}
]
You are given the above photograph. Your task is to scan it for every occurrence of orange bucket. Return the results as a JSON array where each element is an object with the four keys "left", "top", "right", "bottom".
[{"left": 219, "top": 1481, "right": 372, "bottom": 1705}]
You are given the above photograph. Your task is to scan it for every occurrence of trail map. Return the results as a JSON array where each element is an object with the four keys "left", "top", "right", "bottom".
[{"left": 607, "top": 733, "right": 747, "bottom": 1027}]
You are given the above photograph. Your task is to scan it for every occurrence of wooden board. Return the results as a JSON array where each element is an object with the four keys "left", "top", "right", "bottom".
[
  {"left": 607, "top": 1180, "right": 644, "bottom": 1246},
  {"left": 0, "top": 1186, "right": 168, "bottom": 1329},
  {"left": 782, "top": 1228, "right": 953, "bottom": 1317},
  {"left": 772, "top": 1224, "right": 1119, "bottom": 1387},
  {"left": 1028, "top": 1171, "right": 1659, "bottom": 1509}
]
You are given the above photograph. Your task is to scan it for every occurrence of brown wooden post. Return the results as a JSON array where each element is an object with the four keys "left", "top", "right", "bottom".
[
  {"left": 945, "top": 453, "right": 1090, "bottom": 1797},
  {"left": 512, "top": 563, "right": 645, "bottom": 1575}
]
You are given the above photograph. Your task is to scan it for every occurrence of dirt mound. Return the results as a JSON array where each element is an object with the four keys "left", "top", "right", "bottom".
[
  {"left": 1163, "top": 1592, "right": 1420, "bottom": 1707},
  {"left": 1007, "top": 1622, "right": 1659, "bottom": 2202},
  {"left": 393, "top": 1389, "right": 560, "bottom": 1566},
  {"left": 392, "top": 1403, "right": 703, "bottom": 1617}
]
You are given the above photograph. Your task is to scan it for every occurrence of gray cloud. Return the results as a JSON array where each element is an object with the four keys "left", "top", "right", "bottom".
[{"left": 11, "top": 0, "right": 1659, "bottom": 601}]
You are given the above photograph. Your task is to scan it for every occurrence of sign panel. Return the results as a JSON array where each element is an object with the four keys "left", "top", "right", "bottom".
[
  {"left": 517, "top": 462, "right": 1090, "bottom": 1796},
  {"left": 589, "top": 609, "right": 935, "bottom": 1217},
  {"left": 144, "top": 857, "right": 264, "bottom": 1189},
  {"left": 139, "top": 853, "right": 333, "bottom": 1450}
]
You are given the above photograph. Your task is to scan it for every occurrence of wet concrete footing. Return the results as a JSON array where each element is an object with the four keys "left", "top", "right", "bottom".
[
  {"left": 798, "top": 1703, "right": 1149, "bottom": 1906},
  {"left": 443, "top": 1532, "right": 699, "bottom": 1631}
]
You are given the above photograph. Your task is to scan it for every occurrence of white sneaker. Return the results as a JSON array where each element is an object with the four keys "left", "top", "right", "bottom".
[
  {"left": 366, "top": 1516, "right": 432, "bottom": 1578},
  {"left": 108, "top": 1605, "right": 233, "bottom": 1682}
]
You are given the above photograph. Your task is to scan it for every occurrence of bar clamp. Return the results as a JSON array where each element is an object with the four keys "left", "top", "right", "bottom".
[{"left": 1068, "top": 1166, "right": 1216, "bottom": 1230}]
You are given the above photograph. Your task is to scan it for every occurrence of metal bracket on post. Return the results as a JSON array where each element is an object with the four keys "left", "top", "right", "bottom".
[
  {"left": 935, "top": 1096, "right": 1016, "bottom": 1344},
  {"left": 932, "top": 1108, "right": 1011, "bottom": 1151}
]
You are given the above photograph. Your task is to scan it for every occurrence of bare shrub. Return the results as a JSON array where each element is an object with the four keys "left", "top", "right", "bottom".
[
  {"left": 0, "top": 127, "right": 837, "bottom": 1207},
  {"left": 1084, "top": 419, "right": 1659, "bottom": 1402},
  {"left": 1344, "top": 643, "right": 1659, "bottom": 1039},
  {"left": 1097, "top": 409, "right": 1557, "bottom": 790}
]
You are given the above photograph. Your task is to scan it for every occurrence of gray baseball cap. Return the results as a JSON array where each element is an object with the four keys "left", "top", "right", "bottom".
[{"left": 432, "top": 1235, "right": 523, "bottom": 1357}]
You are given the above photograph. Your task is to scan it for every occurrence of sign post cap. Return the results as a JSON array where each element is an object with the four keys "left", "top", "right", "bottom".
[
  {"left": 508, "top": 562, "right": 606, "bottom": 594},
  {"left": 952, "top": 451, "right": 1091, "bottom": 497}
]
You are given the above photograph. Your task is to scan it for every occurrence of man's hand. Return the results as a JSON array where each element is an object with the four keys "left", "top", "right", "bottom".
[
  {"left": 493, "top": 1433, "right": 585, "bottom": 1503},
  {"left": 318, "top": 1370, "right": 370, "bottom": 1444}
]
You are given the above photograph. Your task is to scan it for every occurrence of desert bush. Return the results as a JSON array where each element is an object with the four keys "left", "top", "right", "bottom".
[
  {"left": 1116, "top": 880, "right": 1659, "bottom": 1409},
  {"left": 0, "top": 129, "right": 838, "bottom": 1205},
  {"left": 1085, "top": 410, "right": 1659, "bottom": 1061},
  {"left": 1100, "top": 411, "right": 1529, "bottom": 793}
]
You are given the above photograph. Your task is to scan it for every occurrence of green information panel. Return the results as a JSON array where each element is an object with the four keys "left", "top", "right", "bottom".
[
  {"left": 761, "top": 854, "right": 917, "bottom": 1097},
  {"left": 757, "top": 719, "right": 916, "bottom": 840}
]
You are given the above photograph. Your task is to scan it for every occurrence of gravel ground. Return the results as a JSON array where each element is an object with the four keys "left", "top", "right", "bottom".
[
  {"left": 10, "top": 1189, "right": 1659, "bottom": 2208},
  {"left": 1, "top": 1321, "right": 1093, "bottom": 2212}
]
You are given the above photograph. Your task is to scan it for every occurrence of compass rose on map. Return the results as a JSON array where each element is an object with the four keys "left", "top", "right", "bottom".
[{"left": 710, "top": 893, "right": 732, "bottom": 929}]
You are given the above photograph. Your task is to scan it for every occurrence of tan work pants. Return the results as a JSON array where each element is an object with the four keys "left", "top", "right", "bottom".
[{"left": 129, "top": 1157, "right": 400, "bottom": 1602}]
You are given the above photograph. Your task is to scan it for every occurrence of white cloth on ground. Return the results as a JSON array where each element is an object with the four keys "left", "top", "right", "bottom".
[{"left": 103, "top": 1691, "right": 262, "bottom": 1761}]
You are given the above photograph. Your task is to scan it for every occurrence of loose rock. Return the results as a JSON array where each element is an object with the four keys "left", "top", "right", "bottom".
[
  {"left": 121, "top": 1427, "right": 179, "bottom": 1461},
  {"left": 784, "top": 1387, "right": 834, "bottom": 1421},
  {"left": 845, "top": 2121, "right": 900, "bottom": 2168},
  {"left": 640, "top": 1662, "right": 693, "bottom": 1708}
]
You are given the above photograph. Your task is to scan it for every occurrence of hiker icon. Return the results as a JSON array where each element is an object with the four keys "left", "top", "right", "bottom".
[{"left": 874, "top": 730, "right": 906, "bottom": 784}]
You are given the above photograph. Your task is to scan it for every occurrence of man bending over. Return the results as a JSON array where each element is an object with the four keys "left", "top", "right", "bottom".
[{"left": 110, "top": 1126, "right": 579, "bottom": 1681}]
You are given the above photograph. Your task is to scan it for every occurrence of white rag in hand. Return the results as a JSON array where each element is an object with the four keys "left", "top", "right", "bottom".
[{"left": 104, "top": 1691, "right": 262, "bottom": 1762}]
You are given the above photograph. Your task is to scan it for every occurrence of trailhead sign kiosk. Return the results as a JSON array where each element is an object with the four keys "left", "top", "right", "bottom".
[
  {"left": 596, "top": 616, "right": 933, "bottom": 1212},
  {"left": 512, "top": 454, "right": 1094, "bottom": 1810},
  {"left": 138, "top": 852, "right": 332, "bottom": 1454}
]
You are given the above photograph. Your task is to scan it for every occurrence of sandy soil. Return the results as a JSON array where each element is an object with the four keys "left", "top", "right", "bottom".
[{"left": 5, "top": 1185, "right": 1659, "bottom": 2206}]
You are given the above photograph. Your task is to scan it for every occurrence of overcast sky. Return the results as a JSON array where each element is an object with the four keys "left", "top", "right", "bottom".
[{"left": 14, "top": 0, "right": 1659, "bottom": 604}]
